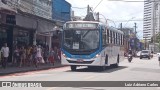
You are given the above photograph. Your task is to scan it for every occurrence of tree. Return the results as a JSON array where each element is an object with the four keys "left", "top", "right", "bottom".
[{"left": 155, "top": 32, "right": 160, "bottom": 48}]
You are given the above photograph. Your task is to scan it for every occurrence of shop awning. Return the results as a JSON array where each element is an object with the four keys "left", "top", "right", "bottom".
[{"left": 0, "top": 2, "right": 17, "bottom": 13}]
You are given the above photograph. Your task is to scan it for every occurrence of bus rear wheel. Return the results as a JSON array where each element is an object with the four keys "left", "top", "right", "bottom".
[
  {"left": 113, "top": 55, "right": 119, "bottom": 68},
  {"left": 70, "top": 65, "right": 77, "bottom": 71}
]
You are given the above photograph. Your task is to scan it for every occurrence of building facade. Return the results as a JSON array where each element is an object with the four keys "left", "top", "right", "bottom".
[
  {"left": 18, "top": 0, "right": 52, "bottom": 20},
  {"left": 0, "top": 0, "right": 56, "bottom": 62},
  {"left": 52, "top": 0, "right": 71, "bottom": 22},
  {"left": 143, "top": 0, "right": 160, "bottom": 41}
]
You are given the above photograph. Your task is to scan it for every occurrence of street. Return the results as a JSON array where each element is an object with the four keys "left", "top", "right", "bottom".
[{"left": 0, "top": 55, "right": 160, "bottom": 90}]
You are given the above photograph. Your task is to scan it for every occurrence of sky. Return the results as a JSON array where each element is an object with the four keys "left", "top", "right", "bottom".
[{"left": 66, "top": 0, "right": 144, "bottom": 39}]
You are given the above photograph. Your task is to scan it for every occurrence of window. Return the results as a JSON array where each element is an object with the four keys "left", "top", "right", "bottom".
[
  {"left": 117, "top": 33, "right": 120, "bottom": 45},
  {"left": 107, "top": 29, "right": 109, "bottom": 44},
  {"left": 112, "top": 31, "right": 114, "bottom": 44},
  {"left": 115, "top": 33, "right": 117, "bottom": 44},
  {"left": 108, "top": 30, "right": 110, "bottom": 44},
  {"left": 102, "top": 28, "right": 106, "bottom": 47},
  {"left": 110, "top": 31, "right": 112, "bottom": 44},
  {"left": 113, "top": 32, "right": 115, "bottom": 44}
]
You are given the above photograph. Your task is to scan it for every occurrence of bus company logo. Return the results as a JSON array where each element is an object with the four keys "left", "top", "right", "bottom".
[{"left": 2, "top": 82, "right": 12, "bottom": 87}]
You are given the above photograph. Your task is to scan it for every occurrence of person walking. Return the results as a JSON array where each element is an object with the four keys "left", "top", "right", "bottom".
[
  {"left": 49, "top": 48, "right": 55, "bottom": 66},
  {"left": 1, "top": 43, "right": 9, "bottom": 68},
  {"left": 36, "top": 45, "right": 43, "bottom": 67},
  {"left": 13, "top": 46, "right": 20, "bottom": 67},
  {"left": 19, "top": 46, "right": 26, "bottom": 67},
  {"left": 43, "top": 46, "right": 49, "bottom": 64},
  {"left": 26, "top": 46, "right": 32, "bottom": 66},
  {"left": 32, "top": 45, "right": 37, "bottom": 67}
]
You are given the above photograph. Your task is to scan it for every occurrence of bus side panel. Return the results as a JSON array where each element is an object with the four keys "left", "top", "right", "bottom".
[{"left": 119, "top": 46, "right": 125, "bottom": 62}]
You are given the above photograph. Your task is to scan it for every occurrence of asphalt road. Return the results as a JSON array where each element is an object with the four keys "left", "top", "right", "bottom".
[{"left": 0, "top": 55, "right": 160, "bottom": 90}]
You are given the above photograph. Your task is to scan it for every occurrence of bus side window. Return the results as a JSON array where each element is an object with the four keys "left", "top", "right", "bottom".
[
  {"left": 102, "top": 28, "right": 107, "bottom": 47},
  {"left": 107, "top": 29, "right": 109, "bottom": 44},
  {"left": 110, "top": 31, "right": 112, "bottom": 44},
  {"left": 117, "top": 33, "right": 120, "bottom": 45}
]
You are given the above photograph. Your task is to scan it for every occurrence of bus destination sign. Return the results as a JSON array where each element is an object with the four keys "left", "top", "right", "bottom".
[{"left": 66, "top": 23, "right": 98, "bottom": 29}]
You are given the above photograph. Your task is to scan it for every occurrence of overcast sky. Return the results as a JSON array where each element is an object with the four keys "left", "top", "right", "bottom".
[{"left": 66, "top": 0, "right": 144, "bottom": 39}]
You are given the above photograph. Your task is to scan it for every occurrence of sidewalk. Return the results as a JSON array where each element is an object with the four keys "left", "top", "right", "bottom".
[{"left": 0, "top": 62, "right": 65, "bottom": 76}]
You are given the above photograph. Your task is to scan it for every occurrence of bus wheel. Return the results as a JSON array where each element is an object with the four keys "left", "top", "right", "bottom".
[
  {"left": 99, "top": 66, "right": 106, "bottom": 71},
  {"left": 70, "top": 65, "right": 77, "bottom": 71},
  {"left": 113, "top": 55, "right": 119, "bottom": 68}
]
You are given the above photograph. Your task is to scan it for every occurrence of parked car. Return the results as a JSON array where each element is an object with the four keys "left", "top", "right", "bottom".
[{"left": 140, "top": 50, "right": 151, "bottom": 59}]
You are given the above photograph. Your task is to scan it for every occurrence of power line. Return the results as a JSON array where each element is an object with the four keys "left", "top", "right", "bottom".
[
  {"left": 93, "top": 0, "right": 103, "bottom": 11},
  {"left": 113, "top": 19, "right": 143, "bottom": 22},
  {"left": 72, "top": 7, "right": 87, "bottom": 9}
]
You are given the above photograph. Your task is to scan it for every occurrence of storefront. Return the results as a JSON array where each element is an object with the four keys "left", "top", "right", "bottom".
[
  {"left": 13, "top": 28, "right": 33, "bottom": 48},
  {"left": 0, "top": 27, "right": 7, "bottom": 48}
]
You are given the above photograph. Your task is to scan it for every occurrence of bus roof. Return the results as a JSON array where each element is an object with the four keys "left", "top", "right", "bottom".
[
  {"left": 64, "top": 21, "right": 124, "bottom": 34},
  {"left": 65, "top": 21, "right": 100, "bottom": 24},
  {"left": 107, "top": 26, "right": 124, "bottom": 34}
]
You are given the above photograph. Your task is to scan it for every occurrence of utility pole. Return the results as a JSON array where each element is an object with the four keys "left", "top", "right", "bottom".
[
  {"left": 145, "top": 37, "right": 147, "bottom": 50},
  {"left": 134, "top": 23, "right": 137, "bottom": 51}
]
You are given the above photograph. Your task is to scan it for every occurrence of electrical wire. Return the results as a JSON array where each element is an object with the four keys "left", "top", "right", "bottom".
[
  {"left": 93, "top": 0, "right": 104, "bottom": 11},
  {"left": 72, "top": 7, "right": 87, "bottom": 9}
]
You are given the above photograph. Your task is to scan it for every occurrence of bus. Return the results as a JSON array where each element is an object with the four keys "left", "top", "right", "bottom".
[{"left": 61, "top": 21, "right": 125, "bottom": 71}]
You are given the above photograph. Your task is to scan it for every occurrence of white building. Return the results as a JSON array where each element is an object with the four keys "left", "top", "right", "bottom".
[{"left": 143, "top": 0, "right": 160, "bottom": 41}]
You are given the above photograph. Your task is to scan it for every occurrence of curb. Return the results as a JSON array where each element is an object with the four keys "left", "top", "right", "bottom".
[{"left": 0, "top": 65, "right": 67, "bottom": 76}]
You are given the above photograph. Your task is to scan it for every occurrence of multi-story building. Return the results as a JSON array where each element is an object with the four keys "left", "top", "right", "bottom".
[
  {"left": 143, "top": 0, "right": 160, "bottom": 41},
  {"left": 19, "top": 0, "right": 52, "bottom": 20},
  {"left": 143, "top": 0, "right": 153, "bottom": 41},
  {"left": 52, "top": 0, "right": 71, "bottom": 22}
]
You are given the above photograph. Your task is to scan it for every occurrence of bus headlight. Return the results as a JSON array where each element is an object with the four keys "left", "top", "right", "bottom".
[
  {"left": 62, "top": 53, "right": 66, "bottom": 57},
  {"left": 95, "top": 54, "right": 100, "bottom": 58}
]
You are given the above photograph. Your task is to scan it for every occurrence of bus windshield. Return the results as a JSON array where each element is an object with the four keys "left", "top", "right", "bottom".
[{"left": 62, "top": 29, "right": 99, "bottom": 54}]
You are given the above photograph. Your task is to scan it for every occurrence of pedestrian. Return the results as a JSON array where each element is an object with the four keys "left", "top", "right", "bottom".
[
  {"left": 13, "top": 46, "right": 20, "bottom": 67},
  {"left": 32, "top": 45, "right": 37, "bottom": 67},
  {"left": 53, "top": 46, "right": 58, "bottom": 62},
  {"left": 26, "top": 46, "right": 32, "bottom": 66},
  {"left": 57, "top": 48, "right": 61, "bottom": 62},
  {"left": 49, "top": 48, "right": 55, "bottom": 66},
  {"left": 19, "top": 46, "right": 26, "bottom": 67},
  {"left": 36, "top": 45, "right": 43, "bottom": 67},
  {"left": 158, "top": 56, "right": 160, "bottom": 66},
  {"left": 1, "top": 43, "right": 9, "bottom": 68},
  {"left": 43, "top": 46, "right": 49, "bottom": 64}
]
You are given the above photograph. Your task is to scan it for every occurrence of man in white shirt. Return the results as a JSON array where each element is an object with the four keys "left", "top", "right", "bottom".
[{"left": 1, "top": 43, "right": 9, "bottom": 68}]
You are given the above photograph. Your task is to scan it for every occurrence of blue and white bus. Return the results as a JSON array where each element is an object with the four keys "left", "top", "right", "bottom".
[{"left": 61, "top": 21, "right": 124, "bottom": 71}]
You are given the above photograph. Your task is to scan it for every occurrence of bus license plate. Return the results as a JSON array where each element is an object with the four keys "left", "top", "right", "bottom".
[{"left": 77, "top": 59, "right": 84, "bottom": 62}]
